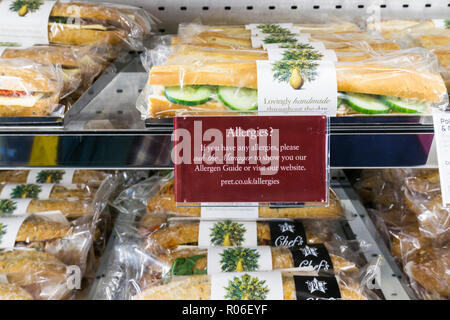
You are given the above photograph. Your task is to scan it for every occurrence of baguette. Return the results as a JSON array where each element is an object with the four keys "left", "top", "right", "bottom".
[
  {"left": 15, "top": 216, "right": 72, "bottom": 243},
  {"left": 17, "top": 199, "right": 91, "bottom": 218},
  {"left": 0, "top": 249, "right": 71, "bottom": 300},
  {"left": 153, "top": 246, "right": 357, "bottom": 274},
  {"left": 48, "top": 2, "right": 134, "bottom": 46},
  {"left": 148, "top": 61, "right": 446, "bottom": 102},
  {"left": 0, "top": 58, "right": 61, "bottom": 117},
  {"left": 146, "top": 180, "right": 343, "bottom": 219},
  {"left": 404, "top": 248, "right": 450, "bottom": 299},
  {"left": 134, "top": 274, "right": 366, "bottom": 300},
  {"left": 146, "top": 221, "right": 324, "bottom": 251}
]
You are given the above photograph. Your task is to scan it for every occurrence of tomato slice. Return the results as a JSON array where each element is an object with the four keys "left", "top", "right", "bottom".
[{"left": 0, "top": 90, "right": 28, "bottom": 97}]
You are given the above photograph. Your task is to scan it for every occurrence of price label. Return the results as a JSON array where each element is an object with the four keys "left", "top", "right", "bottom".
[{"left": 432, "top": 109, "right": 450, "bottom": 206}]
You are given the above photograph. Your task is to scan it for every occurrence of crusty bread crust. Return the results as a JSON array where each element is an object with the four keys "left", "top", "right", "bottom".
[
  {"left": 147, "top": 221, "right": 322, "bottom": 251},
  {"left": 134, "top": 274, "right": 367, "bottom": 300},
  {"left": 48, "top": 25, "right": 125, "bottom": 45},
  {"left": 0, "top": 94, "right": 60, "bottom": 117},
  {"left": 166, "top": 49, "right": 268, "bottom": 64},
  {"left": 419, "top": 35, "right": 450, "bottom": 49},
  {"left": 149, "top": 62, "right": 257, "bottom": 88},
  {"left": 2, "top": 46, "right": 79, "bottom": 68},
  {"left": 0, "top": 250, "right": 67, "bottom": 285},
  {"left": 15, "top": 216, "right": 72, "bottom": 242},
  {"left": 336, "top": 63, "right": 446, "bottom": 102},
  {"left": 26, "top": 199, "right": 92, "bottom": 218},
  {"left": 146, "top": 180, "right": 343, "bottom": 219},
  {"left": 0, "top": 62, "right": 58, "bottom": 92}
]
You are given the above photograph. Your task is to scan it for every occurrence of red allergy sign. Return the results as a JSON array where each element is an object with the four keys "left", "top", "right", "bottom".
[{"left": 173, "top": 115, "right": 328, "bottom": 203}]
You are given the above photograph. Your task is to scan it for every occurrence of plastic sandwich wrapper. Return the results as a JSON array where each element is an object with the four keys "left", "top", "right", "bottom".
[
  {"left": 355, "top": 169, "right": 450, "bottom": 300},
  {"left": 96, "top": 195, "right": 383, "bottom": 300},
  {"left": 45, "top": 1, "right": 154, "bottom": 50},
  {"left": 94, "top": 217, "right": 383, "bottom": 300},
  {"left": 0, "top": 248, "right": 78, "bottom": 300},
  {"left": 0, "top": 172, "right": 125, "bottom": 299},
  {"left": 111, "top": 171, "right": 350, "bottom": 220},
  {"left": 0, "top": 57, "right": 65, "bottom": 117},
  {"left": 137, "top": 28, "right": 448, "bottom": 118}
]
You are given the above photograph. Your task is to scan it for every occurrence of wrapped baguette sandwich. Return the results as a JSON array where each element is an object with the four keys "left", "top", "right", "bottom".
[
  {"left": 0, "top": 169, "right": 110, "bottom": 187},
  {"left": 1, "top": 214, "right": 94, "bottom": 269},
  {"left": 178, "top": 21, "right": 361, "bottom": 39},
  {"left": 142, "top": 245, "right": 358, "bottom": 279},
  {"left": 170, "top": 33, "right": 401, "bottom": 52},
  {"left": 145, "top": 180, "right": 343, "bottom": 219},
  {"left": 144, "top": 220, "right": 330, "bottom": 251},
  {"left": 0, "top": 198, "right": 93, "bottom": 219},
  {"left": 47, "top": 1, "right": 150, "bottom": 48},
  {"left": 133, "top": 272, "right": 368, "bottom": 300},
  {"left": 0, "top": 249, "right": 72, "bottom": 300},
  {"left": 160, "top": 44, "right": 395, "bottom": 65},
  {"left": 1, "top": 45, "right": 105, "bottom": 99},
  {"left": 0, "top": 58, "right": 63, "bottom": 117},
  {"left": 356, "top": 169, "right": 450, "bottom": 300},
  {"left": 142, "top": 53, "right": 446, "bottom": 117}
]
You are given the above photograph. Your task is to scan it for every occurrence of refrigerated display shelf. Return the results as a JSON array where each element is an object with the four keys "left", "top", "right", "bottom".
[
  {"left": 0, "top": 54, "right": 440, "bottom": 168},
  {"left": 86, "top": 170, "right": 414, "bottom": 300}
]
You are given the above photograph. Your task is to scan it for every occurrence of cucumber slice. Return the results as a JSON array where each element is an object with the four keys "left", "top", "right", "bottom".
[
  {"left": 164, "top": 85, "right": 215, "bottom": 106},
  {"left": 218, "top": 86, "right": 258, "bottom": 111},
  {"left": 380, "top": 96, "right": 426, "bottom": 114},
  {"left": 343, "top": 93, "right": 391, "bottom": 114}
]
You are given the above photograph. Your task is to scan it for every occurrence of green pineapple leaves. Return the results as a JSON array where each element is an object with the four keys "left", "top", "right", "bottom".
[
  {"left": 0, "top": 223, "right": 7, "bottom": 244},
  {"left": 224, "top": 274, "right": 269, "bottom": 300},
  {"left": 36, "top": 170, "right": 65, "bottom": 184},
  {"left": 210, "top": 220, "right": 246, "bottom": 246},
  {"left": 220, "top": 247, "right": 260, "bottom": 272},
  {"left": 10, "top": 184, "right": 42, "bottom": 199}
]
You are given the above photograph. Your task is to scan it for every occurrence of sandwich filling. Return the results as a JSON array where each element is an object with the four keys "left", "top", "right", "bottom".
[{"left": 0, "top": 90, "right": 44, "bottom": 108}]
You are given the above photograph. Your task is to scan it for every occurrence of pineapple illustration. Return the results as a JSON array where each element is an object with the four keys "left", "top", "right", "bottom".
[
  {"left": 10, "top": 0, "right": 43, "bottom": 17},
  {"left": 0, "top": 200, "right": 17, "bottom": 215},
  {"left": 10, "top": 184, "right": 42, "bottom": 199},
  {"left": 220, "top": 247, "right": 260, "bottom": 272},
  {"left": 0, "top": 223, "right": 7, "bottom": 244},
  {"left": 224, "top": 274, "right": 269, "bottom": 300},
  {"left": 210, "top": 220, "right": 246, "bottom": 246},
  {"left": 36, "top": 170, "right": 65, "bottom": 184}
]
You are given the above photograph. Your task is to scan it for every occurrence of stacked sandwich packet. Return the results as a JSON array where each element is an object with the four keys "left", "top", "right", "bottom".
[
  {"left": 355, "top": 169, "right": 449, "bottom": 300},
  {"left": 137, "top": 21, "right": 448, "bottom": 119},
  {"left": 0, "top": 169, "right": 119, "bottom": 300},
  {"left": 0, "top": 0, "right": 154, "bottom": 119},
  {"left": 96, "top": 171, "right": 384, "bottom": 300}
]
